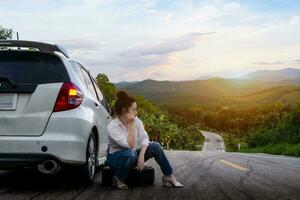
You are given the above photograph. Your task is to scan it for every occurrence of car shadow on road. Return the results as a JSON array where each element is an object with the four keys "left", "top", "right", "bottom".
[{"left": 0, "top": 168, "right": 97, "bottom": 190}]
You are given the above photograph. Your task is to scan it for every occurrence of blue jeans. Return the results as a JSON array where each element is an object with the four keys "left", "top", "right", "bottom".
[{"left": 106, "top": 142, "right": 173, "bottom": 182}]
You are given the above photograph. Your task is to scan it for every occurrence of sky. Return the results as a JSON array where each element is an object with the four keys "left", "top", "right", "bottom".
[{"left": 1, "top": 0, "right": 300, "bottom": 82}]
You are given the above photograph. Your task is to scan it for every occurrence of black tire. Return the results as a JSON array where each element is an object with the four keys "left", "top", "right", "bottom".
[
  {"left": 101, "top": 165, "right": 155, "bottom": 186},
  {"left": 73, "top": 134, "right": 97, "bottom": 186}
]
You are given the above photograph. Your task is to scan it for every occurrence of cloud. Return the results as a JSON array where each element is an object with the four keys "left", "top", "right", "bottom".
[
  {"left": 164, "top": 13, "right": 173, "bottom": 22},
  {"left": 57, "top": 39, "right": 107, "bottom": 51},
  {"left": 122, "top": 32, "right": 214, "bottom": 57},
  {"left": 250, "top": 59, "right": 300, "bottom": 67},
  {"left": 3, "top": 0, "right": 299, "bottom": 82},
  {"left": 114, "top": 32, "right": 216, "bottom": 68},
  {"left": 294, "top": 59, "right": 300, "bottom": 63},
  {"left": 251, "top": 61, "right": 283, "bottom": 65},
  {"left": 100, "top": 32, "right": 214, "bottom": 69},
  {"left": 288, "top": 16, "right": 300, "bottom": 26},
  {"left": 120, "top": 54, "right": 171, "bottom": 68},
  {"left": 72, "top": 50, "right": 172, "bottom": 70},
  {"left": 78, "top": 58, "right": 110, "bottom": 67}
]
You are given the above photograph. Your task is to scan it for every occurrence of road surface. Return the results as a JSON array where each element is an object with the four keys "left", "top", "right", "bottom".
[{"left": 0, "top": 131, "right": 299, "bottom": 200}]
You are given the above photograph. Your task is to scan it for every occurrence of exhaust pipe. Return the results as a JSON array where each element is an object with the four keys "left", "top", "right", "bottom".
[{"left": 37, "top": 160, "right": 61, "bottom": 174}]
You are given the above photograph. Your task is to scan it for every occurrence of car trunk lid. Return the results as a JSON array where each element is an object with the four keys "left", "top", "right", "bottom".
[{"left": 0, "top": 51, "right": 70, "bottom": 136}]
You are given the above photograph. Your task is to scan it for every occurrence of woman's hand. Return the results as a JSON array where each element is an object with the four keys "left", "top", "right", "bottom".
[
  {"left": 137, "top": 154, "right": 145, "bottom": 171},
  {"left": 127, "top": 116, "right": 136, "bottom": 132}
]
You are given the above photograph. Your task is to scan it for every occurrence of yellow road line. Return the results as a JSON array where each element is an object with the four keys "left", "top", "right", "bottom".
[{"left": 218, "top": 159, "right": 249, "bottom": 172}]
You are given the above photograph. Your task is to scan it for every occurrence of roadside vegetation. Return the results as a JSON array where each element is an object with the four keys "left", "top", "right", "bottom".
[
  {"left": 164, "top": 103, "right": 300, "bottom": 157},
  {"left": 97, "top": 74, "right": 205, "bottom": 151}
]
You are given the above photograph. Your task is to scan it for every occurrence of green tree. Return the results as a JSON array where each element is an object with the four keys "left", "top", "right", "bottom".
[
  {"left": 0, "top": 26, "right": 13, "bottom": 39},
  {"left": 95, "top": 73, "right": 117, "bottom": 107}
]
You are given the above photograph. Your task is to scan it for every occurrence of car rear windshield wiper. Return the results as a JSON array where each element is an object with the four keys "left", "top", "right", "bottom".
[
  {"left": 0, "top": 77, "right": 38, "bottom": 93},
  {"left": 0, "top": 76, "right": 17, "bottom": 88}
]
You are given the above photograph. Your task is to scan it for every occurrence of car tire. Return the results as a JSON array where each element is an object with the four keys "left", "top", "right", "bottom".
[{"left": 73, "top": 133, "right": 97, "bottom": 186}]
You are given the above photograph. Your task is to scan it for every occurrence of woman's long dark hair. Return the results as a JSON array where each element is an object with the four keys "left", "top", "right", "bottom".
[{"left": 114, "top": 91, "right": 135, "bottom": 116}]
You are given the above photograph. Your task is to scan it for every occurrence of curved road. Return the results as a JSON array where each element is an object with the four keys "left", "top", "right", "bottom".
[
  {"left": 201, "top": 131, "right": 225, "bottom": 152},
  {"left": 0, "top": 131, "right": 299, "bottom": 200}
]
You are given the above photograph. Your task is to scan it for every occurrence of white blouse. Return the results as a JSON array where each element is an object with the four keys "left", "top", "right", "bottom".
[{"left": 107, "top": 116, "right": 150, "bottom": 154}]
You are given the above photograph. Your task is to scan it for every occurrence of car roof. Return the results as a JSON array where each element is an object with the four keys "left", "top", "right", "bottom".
[
  {"left": 0, "top": 40, "right": 69, "bottom": 58},
  {"left": 0, "top": 40, "right": 95, "bottom": 76}
]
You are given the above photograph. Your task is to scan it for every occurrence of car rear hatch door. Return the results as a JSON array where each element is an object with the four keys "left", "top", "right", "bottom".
[{"left": 0, "top": 51, "right": 70, "bottom": 136}]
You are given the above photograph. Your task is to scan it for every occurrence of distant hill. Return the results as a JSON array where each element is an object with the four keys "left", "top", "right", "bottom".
[
  {"left": 114, "top": 81, "right": 140, "bottom": 88},
  {"left": 116, "top": 78, "right": 300, "bottom": 107},
  {"left": 244, "top": 68, "right": 300, "bottom": 82},
  {"left": 117, "top": 78, "right": 273, "bottom": 104}
]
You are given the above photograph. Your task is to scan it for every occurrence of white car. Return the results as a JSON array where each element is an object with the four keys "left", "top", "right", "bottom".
[{"left": 0, "top": 40, "right": 112, "bottom": 185}]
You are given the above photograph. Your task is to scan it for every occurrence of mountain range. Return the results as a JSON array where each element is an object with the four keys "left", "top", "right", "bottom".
[
  {"left": 115, "top": 68, "right": 300, "bottom": 107},
  {"left": 244, "top": 68, "right": 300, "bottom": 82}
]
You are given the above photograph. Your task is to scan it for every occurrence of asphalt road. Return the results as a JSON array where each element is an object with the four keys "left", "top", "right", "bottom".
[
  {"left": 201, "top": 131, "right": 225, "bottom": 152},
  {"left": 0, "top": 131, "right": 300, "bottom": 200}
]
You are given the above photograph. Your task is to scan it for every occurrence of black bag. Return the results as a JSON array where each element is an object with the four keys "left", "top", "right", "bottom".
[{"left": 102, "top": 165, "right": 155, "bottom": 186}]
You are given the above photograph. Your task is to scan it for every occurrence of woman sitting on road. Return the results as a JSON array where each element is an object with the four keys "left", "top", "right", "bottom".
[{"left": 106, "top": 91, "right": 184, "bottom": 190}]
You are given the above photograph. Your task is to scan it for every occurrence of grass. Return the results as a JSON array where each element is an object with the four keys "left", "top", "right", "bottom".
[
  {"left": 220, "top": 132, "right": 300, "bottom": 157},
  {"left": 240, "top": 143, "right": 300, "bottom": 157}
]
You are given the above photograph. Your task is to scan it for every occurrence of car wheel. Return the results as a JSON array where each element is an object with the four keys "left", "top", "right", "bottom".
[{"left": 77, "top": 133, "right": 97, "bottom": 186}]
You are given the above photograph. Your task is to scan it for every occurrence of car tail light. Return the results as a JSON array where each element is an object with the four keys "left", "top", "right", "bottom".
[{"left": 53, "top": 82, "right": 83, "bottom": 112}]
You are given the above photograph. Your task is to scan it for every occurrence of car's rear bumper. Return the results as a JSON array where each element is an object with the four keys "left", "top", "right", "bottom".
[
  {"left": 0, "top": 109, "right": 94, "bottom": 167},
  {"left": 0, "top": 134, "right": 87, "bottom": 166},
  {"left": 0, "top": 153, "right": 62, "bottom": 169}
]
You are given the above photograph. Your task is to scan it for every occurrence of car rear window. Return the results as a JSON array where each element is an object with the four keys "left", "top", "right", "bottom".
[{"left": 0, "top": 51, "right": 70, "bottom": 84}]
